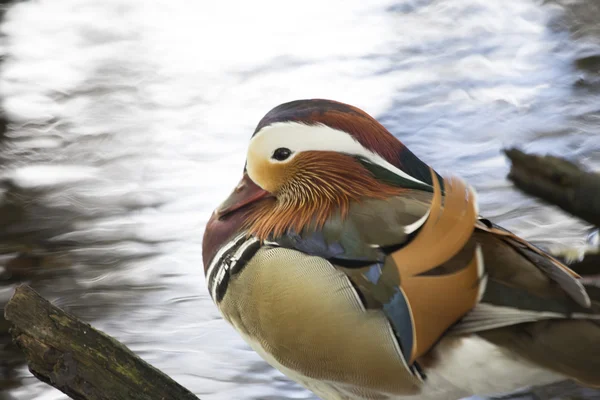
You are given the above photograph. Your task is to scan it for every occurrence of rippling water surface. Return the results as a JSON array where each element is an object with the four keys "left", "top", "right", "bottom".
[{"left": 0, "top": 0, "right": 599, "bottom": 399}]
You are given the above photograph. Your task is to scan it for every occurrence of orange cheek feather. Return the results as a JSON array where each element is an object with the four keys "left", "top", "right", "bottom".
[
  {"left": 244, "top": 151, "right": 406, "bottom": 241},
  {"left": 247, "top": 160, "right": 282, "bottom": 193}
]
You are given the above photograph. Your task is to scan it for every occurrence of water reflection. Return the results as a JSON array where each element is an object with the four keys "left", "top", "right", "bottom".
[{"left": 0, "top": 0, "right": 599, "bottom": 399}]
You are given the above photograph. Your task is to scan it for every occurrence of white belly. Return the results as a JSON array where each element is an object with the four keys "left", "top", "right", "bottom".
[
  {"left": 405, "top": 335, "right": 563, "bottom": 400},
  {"left": 240, "top": 331, "right": 562, "bottom": 400}
]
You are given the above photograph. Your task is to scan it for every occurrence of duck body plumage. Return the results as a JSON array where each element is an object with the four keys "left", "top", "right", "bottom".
[{"left": 203, "top": 99, "right": 600, "bottom": 400}]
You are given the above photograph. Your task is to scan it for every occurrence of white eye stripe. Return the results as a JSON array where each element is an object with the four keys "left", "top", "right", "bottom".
[{"left": 249, "top": 122, "right": 428, "bottom": 187}]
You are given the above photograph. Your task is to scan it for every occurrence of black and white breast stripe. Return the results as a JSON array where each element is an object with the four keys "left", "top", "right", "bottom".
[{"left": 206, "top": 233, "right": 262, "bottom": 303}]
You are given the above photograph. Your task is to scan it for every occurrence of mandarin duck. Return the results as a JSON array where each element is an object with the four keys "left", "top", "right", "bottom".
[{"left": 202, "top": 99, "right": 600, "bottom": 400}]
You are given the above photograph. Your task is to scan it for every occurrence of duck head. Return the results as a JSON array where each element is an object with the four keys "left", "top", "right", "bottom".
[{"left": 203, "top": 99, "right": 438, "bottom": 268}]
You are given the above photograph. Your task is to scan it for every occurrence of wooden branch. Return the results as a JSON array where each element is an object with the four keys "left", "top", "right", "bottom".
[
  {"left": 4, "top": 285, "right": 200, "bottom": 400},
  {"left": 504, "top": 148, "right": 600, "bottom": 228},
  {"left": 504, "top": 148, "right": 600, "bottom": 276}
]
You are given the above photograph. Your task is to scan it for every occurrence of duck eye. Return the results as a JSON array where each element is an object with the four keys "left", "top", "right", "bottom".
[{"left": 271, "top": 147, "right": 292, "bottom": 161}]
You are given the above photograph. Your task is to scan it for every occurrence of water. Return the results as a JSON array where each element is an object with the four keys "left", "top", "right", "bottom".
[{"left": 0, "top": 0, "right": 599, "bottom": 399}]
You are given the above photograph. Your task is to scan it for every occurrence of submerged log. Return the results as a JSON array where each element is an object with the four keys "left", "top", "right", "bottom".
[
  {"left": 504, "top": 148, "right": 600, "bottom": 228},
  {"left": 505, "top": 148, "right": 600, "bottom": 277},
  {"left": 496, "top": 149, "right": 600, "bottom": 398},
  {"left": 4, "top": 285, "right": 200, "bottom": 400}
]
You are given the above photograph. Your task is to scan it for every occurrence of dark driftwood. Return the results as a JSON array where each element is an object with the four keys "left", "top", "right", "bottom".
[
  {"left": 505, "top": 148, "right": 600, "bottom": 228},
  {"left": 498, "top": 149, "right": 600, "bottom": 398},
  {"left": 4, "top": 285, "right": 199, "bottom": 400}
]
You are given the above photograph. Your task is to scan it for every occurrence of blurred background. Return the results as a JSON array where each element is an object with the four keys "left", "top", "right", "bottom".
[{"left": 0, "top": 0, "right": 599, "bottom": 399}]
